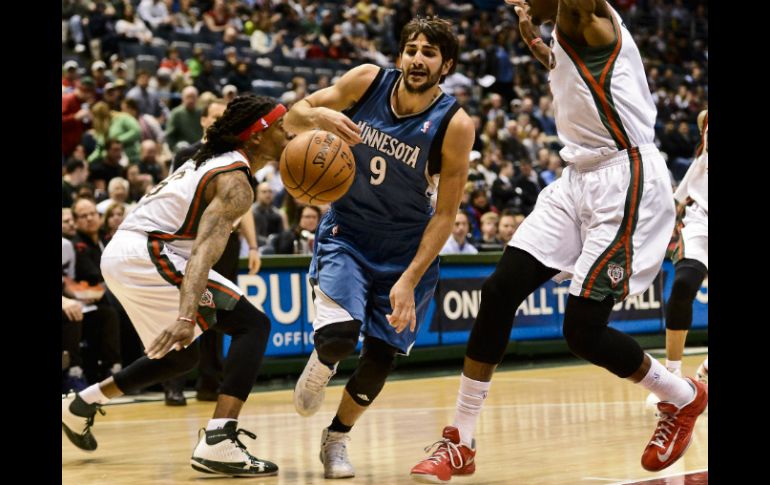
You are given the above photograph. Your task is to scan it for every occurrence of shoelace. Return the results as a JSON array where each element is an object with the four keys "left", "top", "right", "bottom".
[
  {"left": 305, "top": 362, "right": 334, "bottom": 392},
  {"left": 423, "top": 439, "right": 465, "bottom": 469},
  {"left": 324, "top": 434, "right": 350, "bottom": 462},
  {"left": 650, "top": 411, "right": 677, "bottom": 449},
  {"left": 83, "top": 405, "right": 105, "bottom": 434},
  {"left": 228, "top": 428, "right": 263, "bottom": 464}
]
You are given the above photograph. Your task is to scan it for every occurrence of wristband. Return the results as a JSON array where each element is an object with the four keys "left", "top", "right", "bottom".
[{"left": 529, "top": 37, "right": 543, "bottom": 48}]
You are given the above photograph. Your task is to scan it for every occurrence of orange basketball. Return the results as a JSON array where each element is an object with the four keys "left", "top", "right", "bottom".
[{"left": 279, "top": 130, "right": 356, "bottom": 205}]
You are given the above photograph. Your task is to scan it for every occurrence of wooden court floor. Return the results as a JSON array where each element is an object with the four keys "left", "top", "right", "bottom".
[{"left": 62, "top": 355, "right": 708, "bottom": 484}]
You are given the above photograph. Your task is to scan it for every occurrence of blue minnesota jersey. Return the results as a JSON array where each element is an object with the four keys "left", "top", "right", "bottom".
[{"left": 332, "top": 68, "right": 460, "bottom": 232}]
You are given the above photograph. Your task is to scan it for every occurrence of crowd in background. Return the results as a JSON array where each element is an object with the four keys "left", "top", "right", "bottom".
[{"left": 61, "top": 0, "right": 707, "bottom": 388}]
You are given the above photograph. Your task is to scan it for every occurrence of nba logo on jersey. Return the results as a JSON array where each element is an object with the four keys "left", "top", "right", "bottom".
[{"left": 421, "top": 121, "right": 431, "bottom": 134}]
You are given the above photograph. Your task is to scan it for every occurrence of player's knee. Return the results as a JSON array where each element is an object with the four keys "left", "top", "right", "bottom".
[
  {"left": 669, "top": 260, "right": 706, "bottom": 305},
  {"left": 314, "top": 320, "right": 362, "bottom": 364},
  {"left": 345, "top": 337, "right": 397, "bottom": 406},
  {"left": 562, "top": 295, "right": 614, "bottom": 359},
  {"left": 216, "top": 298, "right": 271, "bottom": 342}
]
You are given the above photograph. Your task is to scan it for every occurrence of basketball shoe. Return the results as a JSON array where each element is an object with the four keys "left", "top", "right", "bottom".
[
  {"left": 191, "top": 421, "right": 278, "bottom": 477},
  {"left": 320, "top": 428, "right": 355, "bottom": 478},
  {"left": 294, "top": 349, "right": 337, "bottom": 417},
  {"left": 641, "top": 378, "right": 708, "bottom": 471},
  {"left": 62, "top": 392, "right": 105, "bottom": 452},
  {"left": 410, "top": 426, "right": 476, "bottom": 483}
]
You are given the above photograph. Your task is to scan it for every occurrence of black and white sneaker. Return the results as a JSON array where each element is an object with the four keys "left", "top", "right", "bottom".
[
  {"left": 190, "top": 421, "right": 278, "bottom": 477},
  {"left": 62, "top": 393, "right": 105, "bottom": 452}
]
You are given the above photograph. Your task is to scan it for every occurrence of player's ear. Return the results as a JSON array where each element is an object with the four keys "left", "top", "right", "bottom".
[{"left": 442, "top": 58, "right": 453, "bottom": 76}]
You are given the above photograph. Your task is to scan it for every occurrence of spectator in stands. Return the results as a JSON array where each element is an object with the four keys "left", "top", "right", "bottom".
[
  {"left": 115, "top": 3, "right": 153, "bottom": 44},
  {"left": 126, "top": 70, "right": 167, "bottom": 121},
  {"left": 441, "top": 211, "right": 478, "bottom": 255},
  {"left": 100, "top": 202, "right": 126, "bottom": 244},
  {"left": 96, "top": 177, "right": 131, "bottom": 215},
  {"left": 138, "top": 0, "right": 173, "bottom": 31},
  {"left": 68, "top": 198, "right": 122, "bottom": 386},
  {"left": 474, "top": 211, "right": 504, "bottom": 252},
  {"left": 541, "top": 153, "right": 564, "bottom": 186},
  {"left": 491, "top": 161, "right": 518, "bottom": 211},
  {"left": 126, "top": 164, "right": 154, "bottom": 203},
  {"left": 533, "top": 95, "right": 557, "bottom": 136},
  {"left": 512, "top": 159, "right": 545, "bottom": 216},
  {"left": 121, "top": 98, "right": 165, "bottom": 145},
  {"left": 194, "top": 60, "right": 221, "bottom": 96},
  {"left": 137, "top": 140, "right": 164, "bottom": 183},
  {"left": 62, "top": 60, "right": 80, "bottom": 92},
  {"left": 267, "top": 205, "right": 321, "bottom": 255},
  {"left": 160, "top": 45, "right": 189, "bottom": 77},
  {"left": 202, "top": 0, "right": 233, "bottom": 34},
  {"left": 62, "top": 208, "right": 77, "bottom": 240},
  {"left": 63, "top": 159, "right": 89, "bottom": 208},
  {"left": 252, "top": 182, "right": 287, "bottom": 244},
  {"left": 497, "top": 211, "right": 524, "bottom": 245},
  {"left": 227, "top": 61, "right": 253, "bottom": 95},
  {"left": 165, "top": 86, "right": 202, "bottom": 151},
  {"left": 62, "top": 77, "right": 96, "bottom": 158},
  {"left": 88, "top": 101, "right": 142, "bottom": 164},
  {"left": 102, "top": 82, "right": 124, "bottom": 111},
  {"left": 88, "top": 139, "right": 125, "bottom": 193}
]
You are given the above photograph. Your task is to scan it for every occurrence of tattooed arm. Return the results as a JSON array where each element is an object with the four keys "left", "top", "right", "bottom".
[{"left": 145, "top": 170, "right": 253, "bottom": 359}]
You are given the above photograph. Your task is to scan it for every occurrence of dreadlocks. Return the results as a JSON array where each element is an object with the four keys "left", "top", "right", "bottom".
[{"left": 192, "top": 94, "right": 278, "bottom": 168}]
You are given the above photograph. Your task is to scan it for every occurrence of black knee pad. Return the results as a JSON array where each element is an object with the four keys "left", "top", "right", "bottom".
[
  {"left": 562, "top": 295, "right": 644, "bottom": 378},
  {"left": 113, "top": 343, "right": 200, "bottom": 394},
  {"left": 467, "top": 247, "right": 559, "bottom": 364},
  {"left": 665, "top": 259, "right": 707, "bottom": 331},
  {"left": 345, "top": 336, "right": 397, "bottom": 406},
  {"left": 314, "top": 320, "right": 362, "bottom": 365}
]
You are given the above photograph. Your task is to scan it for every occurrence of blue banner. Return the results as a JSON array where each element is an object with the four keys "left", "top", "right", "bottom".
[{"left": 225, "top": 258, "right": 707, "bottom": 357}]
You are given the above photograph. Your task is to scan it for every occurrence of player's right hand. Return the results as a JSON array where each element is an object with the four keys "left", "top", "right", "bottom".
[
  {"left": 315, "top": 107, "right": 363, "bottom": 146},
  {"left": 146, "top": 319, "right": 195, "bottom": 359}
]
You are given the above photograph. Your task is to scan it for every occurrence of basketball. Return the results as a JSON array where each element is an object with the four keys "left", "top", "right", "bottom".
[{"left": 279, "top": 130, "right": 356, "bottom": 205}]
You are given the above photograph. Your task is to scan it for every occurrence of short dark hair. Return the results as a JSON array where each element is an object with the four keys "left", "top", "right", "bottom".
[
  {"left": 301, "top": 205, "right": 322, "bottom": 219},
  {"left": 66, "top": 159, "right": 86, "bottom": 174},
  {"left": 399, "top": 16, "right": 458, "bottom": 82},
  {"left": 106, "top": 139, "right": 123, "bottom": 150}
]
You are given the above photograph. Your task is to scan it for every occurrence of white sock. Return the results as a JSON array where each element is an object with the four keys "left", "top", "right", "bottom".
[
  {"left": 68, "top": 365, "right": 83, "bottom": 378},
  {"left": 452, "top": 374, "right": 490, "bottom": 447},
  {"left": 640, "top": 355, "right": 695, "bottom": 408},
  {"left": 80, "top": 384, "right": 110, "bottom": 405},
  {"left": 206, "top": 418, "right": 236, "bottom": 431},
  {"left": 665, "top": 359, "right": 682, "bottom": 377}
]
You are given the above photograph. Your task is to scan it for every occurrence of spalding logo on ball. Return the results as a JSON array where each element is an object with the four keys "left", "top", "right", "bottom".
[{"left": 279, "top": 130, "right": 355, "bottom": 204}]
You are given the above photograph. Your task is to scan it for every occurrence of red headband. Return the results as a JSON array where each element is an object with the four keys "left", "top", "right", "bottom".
[{"left": 237, "top": 104, "right": 287, "bottom": 141}]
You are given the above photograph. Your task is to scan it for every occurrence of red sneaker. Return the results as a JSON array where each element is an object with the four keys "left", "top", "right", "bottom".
[
  {"left": 641, "top": 378, "right": 708, "bottom": 471},
  {"left": 410, "top": 426, "right": 476, "bottom": 483}
]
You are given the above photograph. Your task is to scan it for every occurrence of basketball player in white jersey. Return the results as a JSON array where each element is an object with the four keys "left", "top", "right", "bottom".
[
  {"left": 410, "top": 2, "right": 707, "bottom": 482},
  {"left": 647, "top": 109, "right": 708, "bottom": 409},
  {"left": 62, "top": 95, "right": 289, "bottom": 477}
]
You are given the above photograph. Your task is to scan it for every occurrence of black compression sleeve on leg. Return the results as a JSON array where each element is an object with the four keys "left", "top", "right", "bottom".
[
  {"left": 466, "top": 247, "right": 559, "bottom": 364},
  {"left": 345, "top": 337, "right": 397, "bottom": 407},
  {"left": 113, "top": 343, "right": 200, "bottom": 394},
  {"left": 213, "top": 297, "right": 271, "bottom": 402},
  {"left": 665, "top": 259, "right": 707, "bottom": 331},
  {"left": 562, "top": 295, "right": 644, "bottom": 378}
]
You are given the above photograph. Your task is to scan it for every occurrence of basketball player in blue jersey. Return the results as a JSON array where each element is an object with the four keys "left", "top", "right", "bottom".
[
  {"left": 411, "top": 1, "right": 707, "bottom": 482},
  {"left": 284, "top": 16, "right": 474, "bottom": 479}
]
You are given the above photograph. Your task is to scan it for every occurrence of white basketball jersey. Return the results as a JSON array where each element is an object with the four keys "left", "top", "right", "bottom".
[
  {"left": 549, "top": 5, "right": 656, "bottom": 165},
  {"left": 674, "top": 113, "right": 708, "bottom": 212},
  {"left": 119, "top": 150, "right": 253, "bottom": 258}
]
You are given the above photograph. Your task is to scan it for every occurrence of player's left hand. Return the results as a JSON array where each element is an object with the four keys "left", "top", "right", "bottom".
[
  {"left": 248, "top": 248, "right": 261, "bottom": 275},
  {"left": 386, "top": 277, "right": 417, "bottom": 334},
  {"left": 146, "top": 319, "right": 196, "bottom": 359}
]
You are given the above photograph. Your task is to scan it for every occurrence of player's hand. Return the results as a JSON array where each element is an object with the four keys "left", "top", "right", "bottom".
[
  {"left": 62, "top": 297, "right": 83, "bottom": 322},
  {"left": 507, "top": 0, "right": 532, "bottom": 24},
  {"left": 146, "top": 319, "right": 196, "bottom": 359},
  {"left": 386, "top": 276, "right": 417, "bottom": 334},
  {"left": 248, "top": 248, "right": 261, "bottom": 275},
  {"left": 315, "top": 107, "right": 363, "bottom": 146}
]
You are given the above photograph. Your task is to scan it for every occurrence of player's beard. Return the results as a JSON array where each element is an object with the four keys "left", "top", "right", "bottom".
[{"left": 403, "top": 66, "right": 441, "bottom": 94}]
